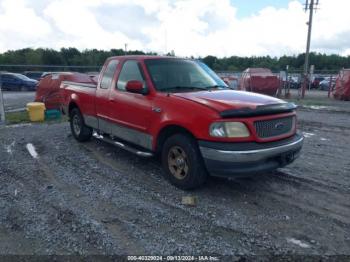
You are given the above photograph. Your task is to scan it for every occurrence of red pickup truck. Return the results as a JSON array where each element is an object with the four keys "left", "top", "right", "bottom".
[{"left": 61, "top": 56, "right": 303, "bottom": 189}]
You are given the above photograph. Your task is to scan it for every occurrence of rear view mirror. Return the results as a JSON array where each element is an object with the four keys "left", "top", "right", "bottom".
[{"left": 125, "top": 80, "right": 147, "bottom": 94}]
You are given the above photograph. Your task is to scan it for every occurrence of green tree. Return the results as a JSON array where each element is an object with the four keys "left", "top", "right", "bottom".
[{"left": 1, "top": 48, "right": 349, "bottom": 73}]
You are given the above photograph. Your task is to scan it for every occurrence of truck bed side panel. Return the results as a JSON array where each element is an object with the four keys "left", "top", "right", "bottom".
[{"left": 61, "top": 83, "right": 97, "bottom": 127}]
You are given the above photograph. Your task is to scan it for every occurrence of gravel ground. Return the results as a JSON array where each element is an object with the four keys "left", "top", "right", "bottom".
[{"left": 0, "top": 107, "right": 349, "bottom": 258}]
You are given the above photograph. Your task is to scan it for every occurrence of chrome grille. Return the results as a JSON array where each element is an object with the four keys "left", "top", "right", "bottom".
[{"left": 254, "top": 116, "right": 294, "bottom": 138}]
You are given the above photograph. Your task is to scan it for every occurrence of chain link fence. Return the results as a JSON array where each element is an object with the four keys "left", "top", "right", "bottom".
[
  {"left": 0, "top": 65, "right": 345, "bottom": 123},
  {"left": 0, "top": 64, "right": 101, "bottom": 74},
  {"left": 217, "top": 69, "right": 341, "bottom": 99},
  {"left": 0, "top": 65, "right": 102, "bottom": 122},
  {"left": 0, "top": 74, "right": 5, "bottom": 124},
  {"left": 0, "top": 64, "right": 341, "bottom": 97}
]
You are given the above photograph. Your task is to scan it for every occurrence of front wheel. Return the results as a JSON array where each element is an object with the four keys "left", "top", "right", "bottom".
[
  {"left": 69, "top": 108, "right": 93, "bottom": 142},
  {"left": 161, "top": 134, "right": 208, "bottom": 190}
]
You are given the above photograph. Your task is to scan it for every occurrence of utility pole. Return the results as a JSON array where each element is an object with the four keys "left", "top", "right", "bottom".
[
  {"left": 124, "top": 43, "right": 128, "bottom": 55},
  {"left": 301, "top": 0, "right": 319, "bottom": 98},
  {"left": 0, "top": 75, "right": 5, "bottom": 125},
  {"left": 164, "top": 28, "right": 168, "bottom": 55}
]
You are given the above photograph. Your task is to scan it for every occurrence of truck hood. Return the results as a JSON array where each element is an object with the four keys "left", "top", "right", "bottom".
[{"left": 173, "top": 90, "right": 285, "bottom": 112}]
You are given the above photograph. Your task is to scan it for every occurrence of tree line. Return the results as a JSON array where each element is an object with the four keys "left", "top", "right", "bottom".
[{"left": 0, "top": 47, "right": 349, "bottom": 72}]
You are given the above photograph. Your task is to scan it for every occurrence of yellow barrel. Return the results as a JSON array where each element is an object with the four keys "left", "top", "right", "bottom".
[{"left": 27, "top": 102, "right": 46, "bottom": 122}]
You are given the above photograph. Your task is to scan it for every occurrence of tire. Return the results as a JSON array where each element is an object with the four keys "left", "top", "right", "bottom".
[
  {"left": 69, "top": 108, "right": 93, "bottom": 142},
  {"left": 161, "top": 133, "right": 208, "bottom": 190}
]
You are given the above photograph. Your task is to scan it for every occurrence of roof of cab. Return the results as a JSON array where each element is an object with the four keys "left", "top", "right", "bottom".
[{"left": 107, "top": 55, "right": 182, "bottom": 61}]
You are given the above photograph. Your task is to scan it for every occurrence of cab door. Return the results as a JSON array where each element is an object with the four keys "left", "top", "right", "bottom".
[
  {"left": 1, "top": 75, "right": 11, "bottom": 89},
  {"left": 95, "top": 59, "right": 119, "bottom": 132},
  {"left": 3, "top": 75, "right": 18, "bottom": 90},
  {"left": 107, "top": 60, "right": 154, "bottom": 150}
]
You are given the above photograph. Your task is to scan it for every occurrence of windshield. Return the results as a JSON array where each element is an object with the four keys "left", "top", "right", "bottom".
[
  {"left": 14, "top": 74, "right": 32, "bottom": 81},
  {"left": 145, "top": 59, "right": 227, "bottom": 92}
]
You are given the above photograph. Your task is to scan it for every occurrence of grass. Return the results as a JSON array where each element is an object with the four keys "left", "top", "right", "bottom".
[
  {"left": 5, "top": 111, "right": 30, "bottom": 124},
  {"left": 282, "top": 89, "right": 350, "bottom": 110},
  {"left": 286, "top": 98, "right": 333, "bottom": 107},
  {"left": 5, "top": 110, "right": 68, "bottom": 125}
]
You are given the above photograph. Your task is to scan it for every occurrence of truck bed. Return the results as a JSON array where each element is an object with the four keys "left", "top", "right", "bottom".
[{"left": 60, "top": 81, "right": 97, "bottom": 118}]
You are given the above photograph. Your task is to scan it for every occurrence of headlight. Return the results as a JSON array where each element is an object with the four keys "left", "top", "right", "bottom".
[{"left": 209, "top": 122, "right": 250, "bottom": 138}]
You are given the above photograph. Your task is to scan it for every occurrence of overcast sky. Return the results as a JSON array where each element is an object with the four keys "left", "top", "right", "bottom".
[{"left": 0, "top": 0, "right": 349, "bottom": 57}]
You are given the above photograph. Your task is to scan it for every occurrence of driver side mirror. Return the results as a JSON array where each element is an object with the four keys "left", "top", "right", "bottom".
[{"left": 125, "top": 80, "right": 148, "bottom": 95}]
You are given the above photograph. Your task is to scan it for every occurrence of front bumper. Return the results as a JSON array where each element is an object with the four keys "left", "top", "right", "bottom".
[{"left": 199, "top": 133, "right": 304, "bottom": 177}]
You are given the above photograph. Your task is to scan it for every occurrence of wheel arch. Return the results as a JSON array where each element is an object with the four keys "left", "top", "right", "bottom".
[
  {"left": 155, "top": 124, "right": 196, "bottom": 154},
  {"left": 68, "top": 101, "right": 80, "bottom": 117}
]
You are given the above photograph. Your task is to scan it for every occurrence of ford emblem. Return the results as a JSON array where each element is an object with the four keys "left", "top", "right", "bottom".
[{"left": 274, "top": 122, "right": 285, "bottom": 130}]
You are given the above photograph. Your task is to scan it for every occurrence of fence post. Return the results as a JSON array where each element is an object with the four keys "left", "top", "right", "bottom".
[
  {"left": 284, "top": 66, "right": 290, "bottom": 98},
  {"left": 0, "top": 75, "right": 5, "bottom": 125},
  {"left": 328, "top": 74, "right": 333, "bottom": 98},
  {"left": 277, "top": 70, "right": 284, "bottom": 98}
]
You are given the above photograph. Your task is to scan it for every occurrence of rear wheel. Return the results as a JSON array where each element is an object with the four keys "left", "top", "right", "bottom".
[
  {"left": 162, "top": 134, "right": 207, "bottom": 190},
  {"left": 69, "top": 108, "right": 92, "bottom": 142}
]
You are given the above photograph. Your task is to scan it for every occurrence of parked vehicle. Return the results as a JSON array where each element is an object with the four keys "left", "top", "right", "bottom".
[
  {"left": 61, "top": 56, "right": 303, "bottom": 189},
  {"left": 280, "top": 75, "right": 300, "bottom": 88},
  {"left": 239, "top": 68, "right": 280, "bottom": 96},
  {"left": 86, "top": 71, "right": 100, "bottom": 84},
  {"left": 333, "top": 69, "right": 350, "bottom": 100},
  {"left": 86, "top": 71, "right": 100, "bottom": 77},
  {"left": 290, "top": 76, "right": 302, "bottom": 89},
  {"left": 24, "top": 71, "right": 44, "bottom": 81},
  {"left": 311, "top": 76, "right": 325, "bottom": 89},
  {"left": 319, "top": 78, "right": 335, "bottom": 91},
  {"left": 220, "top": 76, "right": 238, "bottom": 90},
  {"left": 35, "top": 72, "right": 94, "bottom": 110},
  {"left": 0, "top": 72, "right": 38, "bottom": 91}
]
